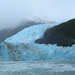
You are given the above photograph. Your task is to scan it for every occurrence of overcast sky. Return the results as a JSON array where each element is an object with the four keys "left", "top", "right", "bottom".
[{"left": 0, "top": 0, "right": 75, "bottom": 29}]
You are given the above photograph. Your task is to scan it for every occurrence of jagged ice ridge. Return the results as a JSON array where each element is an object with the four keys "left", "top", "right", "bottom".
[{"left": 0, "top": 23, "right": 75, "bottom": 61}]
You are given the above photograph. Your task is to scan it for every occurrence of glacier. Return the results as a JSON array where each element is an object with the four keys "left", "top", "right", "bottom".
[
  {"left": 0, "top": 23, "right": 75, "bottom": 61},
  {"left": 0, "top": 42, "right": 10, "bottom": 61}
]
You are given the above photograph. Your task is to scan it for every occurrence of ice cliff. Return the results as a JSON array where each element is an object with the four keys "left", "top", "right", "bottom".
[
  {"left": 0, "top": 23, "right": 75, "bottom": 61},
  {"left": 0, "top": 42, "right": 10, "bottom": 61}
]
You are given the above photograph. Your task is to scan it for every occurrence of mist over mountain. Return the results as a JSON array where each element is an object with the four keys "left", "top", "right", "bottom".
[
  {"left": 0, "top": 0, "right": 75, "bottom": 29},
  {"left": 0, "top": 19, "right": 55, "bottom": 41}
]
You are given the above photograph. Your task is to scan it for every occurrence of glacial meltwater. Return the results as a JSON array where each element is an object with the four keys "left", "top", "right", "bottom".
[{"left": 0, "top": 60, "right": 75, "bottom": 75}]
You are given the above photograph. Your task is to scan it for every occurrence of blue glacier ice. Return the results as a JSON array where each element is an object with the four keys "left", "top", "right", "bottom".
[
  {"left": 0, "top": 23, "right": 75, "bottom": 61},
  {"left": 0, "top": 42, "right": 10, "bottom": 61}
]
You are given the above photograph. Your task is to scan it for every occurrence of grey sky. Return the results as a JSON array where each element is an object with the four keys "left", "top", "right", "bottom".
[{"left": 0, "top": 0, "right": 75, "bottom": 29}]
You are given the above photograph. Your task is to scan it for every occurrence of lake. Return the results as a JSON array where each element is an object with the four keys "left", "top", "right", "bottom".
[{"left": 0, "top": 60, "right": 75, "bottom": 75}]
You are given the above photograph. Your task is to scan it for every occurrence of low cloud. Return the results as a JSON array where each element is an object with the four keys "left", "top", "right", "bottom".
[{"left": 0, "top": 0, "right": 75, "bottom": 29}]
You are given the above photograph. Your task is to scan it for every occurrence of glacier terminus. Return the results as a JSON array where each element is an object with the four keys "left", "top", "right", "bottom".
[{"left": 0, "top": 23, "right": 75, "bottom": 61}]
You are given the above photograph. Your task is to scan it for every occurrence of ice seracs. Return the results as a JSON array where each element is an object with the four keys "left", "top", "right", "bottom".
[{"left": 2, "top": 23, "right": 75, "bottom": 61}]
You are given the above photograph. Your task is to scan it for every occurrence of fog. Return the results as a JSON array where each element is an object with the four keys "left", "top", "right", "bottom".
[{"left": 0, "top": 0, "right": 75, "bottom": 29}]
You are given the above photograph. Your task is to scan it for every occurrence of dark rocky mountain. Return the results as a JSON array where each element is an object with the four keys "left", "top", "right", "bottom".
[{"left": 35, "top": 19, "right": 75, "bottom": 47}]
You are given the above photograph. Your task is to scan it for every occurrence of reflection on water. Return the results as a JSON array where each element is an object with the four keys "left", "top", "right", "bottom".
[{"left": 0, "top": 60, "right": 75, "bottom": 75}]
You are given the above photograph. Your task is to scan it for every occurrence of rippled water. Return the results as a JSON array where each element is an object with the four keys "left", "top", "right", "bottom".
[{"left": 0, "top": 60, "right": 75, "bottom": 75}]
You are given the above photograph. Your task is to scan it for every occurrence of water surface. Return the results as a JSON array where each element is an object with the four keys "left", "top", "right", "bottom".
[{"left": 0, "top": 60, "right": 75, "bottom": 75}]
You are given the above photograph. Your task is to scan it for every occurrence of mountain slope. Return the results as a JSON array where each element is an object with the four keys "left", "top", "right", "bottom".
[{"left": 35, "top": 19, "right": 75, "bottom": 47}]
